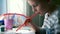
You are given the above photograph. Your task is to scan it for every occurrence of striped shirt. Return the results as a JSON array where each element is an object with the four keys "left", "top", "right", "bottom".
[{"left": 41, "top": 6, "right": 60, "bottom": 33}]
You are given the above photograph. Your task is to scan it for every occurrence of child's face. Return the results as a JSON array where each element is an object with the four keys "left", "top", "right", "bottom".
[{"left": 27, "top": 0, "right": 48, "bottom": 16}]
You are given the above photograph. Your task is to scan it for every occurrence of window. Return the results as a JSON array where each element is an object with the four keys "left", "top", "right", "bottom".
[{"left": 7, "top": 0, "right": 27, "bottom": 15}]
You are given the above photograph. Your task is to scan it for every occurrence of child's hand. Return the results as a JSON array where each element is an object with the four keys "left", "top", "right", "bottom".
[
  {"left": 26, "top": 18, "right": 32, "bottom": 22},
  {"left": 24, "top": 18, "right": 32, "bottom": 26}
]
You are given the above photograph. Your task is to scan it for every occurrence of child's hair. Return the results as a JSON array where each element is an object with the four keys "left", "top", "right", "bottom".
[{"left": 28, "top": 0, "right": 50, "bottom": 3}]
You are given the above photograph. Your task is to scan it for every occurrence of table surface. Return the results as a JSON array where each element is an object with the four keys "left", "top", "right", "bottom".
[{"left": 0, "top": 27, "right": 35, "bottom": 34}]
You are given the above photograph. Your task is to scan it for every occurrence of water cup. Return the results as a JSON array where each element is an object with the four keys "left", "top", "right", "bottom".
[{"left": 4, "top": 19, "right": 13, "bottom": 31}]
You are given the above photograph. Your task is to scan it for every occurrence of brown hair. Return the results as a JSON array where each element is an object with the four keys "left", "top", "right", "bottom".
[{"left": 27, "top": 0, "right": 49, "bottom": 3}]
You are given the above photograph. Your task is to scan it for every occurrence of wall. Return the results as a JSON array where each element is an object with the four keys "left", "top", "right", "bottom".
[{"left": 0, "top": 0, "right": 6, "bottom": 15}]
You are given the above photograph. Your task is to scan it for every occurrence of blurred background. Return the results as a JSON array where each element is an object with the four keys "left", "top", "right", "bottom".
[{"left": 0, "top": 0, "right": 60, "bottom": 34}]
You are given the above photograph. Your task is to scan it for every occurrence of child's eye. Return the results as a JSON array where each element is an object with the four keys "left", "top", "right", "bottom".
[
  {"left": 32, "top": 3, "right": 38, "bottom": 8},
  {"left": 33, "top": 4, "right": 37, "bottom": 7}
]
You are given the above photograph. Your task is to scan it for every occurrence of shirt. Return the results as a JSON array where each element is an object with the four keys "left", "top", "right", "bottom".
[{"left": 42, "top": 6, "right": 60, "bottom": 33}]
